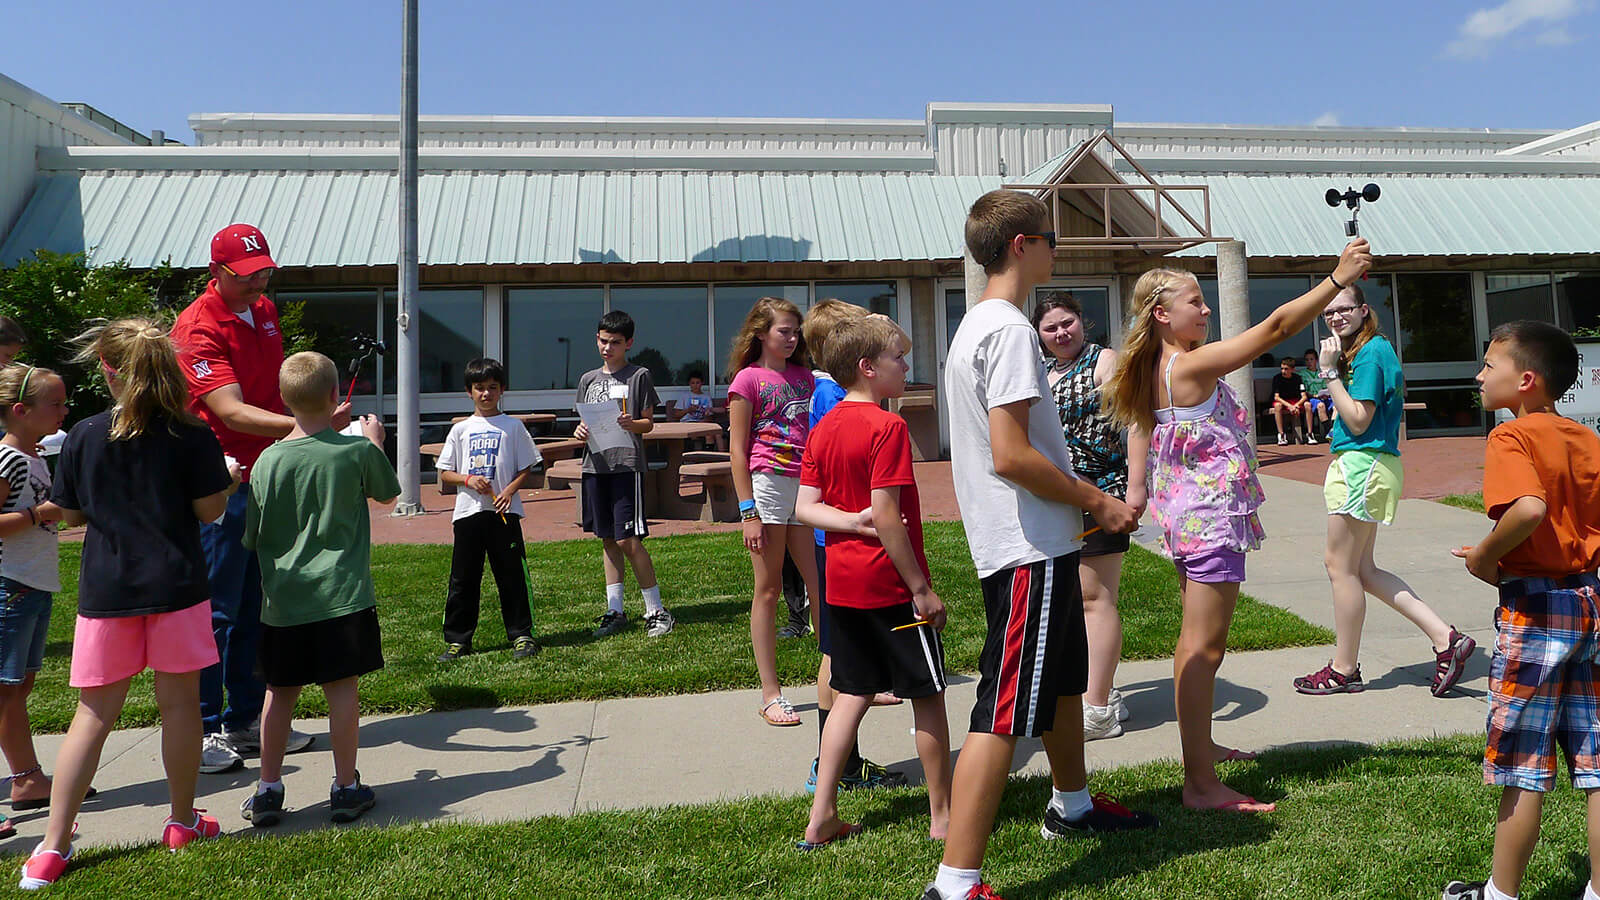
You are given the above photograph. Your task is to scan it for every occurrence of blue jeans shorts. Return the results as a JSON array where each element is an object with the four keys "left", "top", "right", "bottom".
[{"left": 0, "top": 578, "right": 51, "bottom": 684}]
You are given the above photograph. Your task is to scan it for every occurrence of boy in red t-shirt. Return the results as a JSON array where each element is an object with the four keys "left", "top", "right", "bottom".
[
  {"left": 1446, "top": 321, "right": 1600, "bottom": 900},
  {"left": 795, "top": 315, "right": 952, "bottom": 850}
]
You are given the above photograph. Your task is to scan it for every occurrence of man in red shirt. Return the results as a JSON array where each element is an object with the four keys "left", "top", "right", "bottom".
[{"left": 170, "top": 224, "right": 349, "bottom": 774}]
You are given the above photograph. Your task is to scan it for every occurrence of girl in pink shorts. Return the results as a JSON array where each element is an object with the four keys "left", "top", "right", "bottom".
[{"left": 20, "top": 320, "right": 239, "bottom": 890}]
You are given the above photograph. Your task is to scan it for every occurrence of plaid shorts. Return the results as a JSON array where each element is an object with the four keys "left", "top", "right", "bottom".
[{"left": 1484, "top": 572, "right": 1600, "bottom": 792}]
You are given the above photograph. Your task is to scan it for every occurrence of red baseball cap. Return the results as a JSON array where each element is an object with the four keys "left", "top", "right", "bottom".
[{"left": 210, "top": 224, "right": 277, "bottom": 276}]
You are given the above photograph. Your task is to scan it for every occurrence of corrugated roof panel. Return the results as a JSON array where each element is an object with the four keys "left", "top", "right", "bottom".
[
  {"left": 458, "top": 171, "right": 497, "bottom": 266},
  {"left": 602, "top": 172, "right": 630, "bottom": 265},
  {"left": 656, "top": 172, "right": 685, "bottom": 262},
  {"left": 758, "top": 174, "right": 793, "bottom": 263},
  {"left": 682, "top": 172, "right": 713, "bottom": 263},
  {"left": 707, "top": 174, "right": 738, "bottom": 263},
  {"left": 733, "top": 173, "right": 766, "bottom": 262}
]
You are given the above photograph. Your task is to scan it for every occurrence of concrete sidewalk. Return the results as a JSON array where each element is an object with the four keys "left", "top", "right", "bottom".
[{"left": 10, "top": 474, "right": 1503, "bottom": 850}]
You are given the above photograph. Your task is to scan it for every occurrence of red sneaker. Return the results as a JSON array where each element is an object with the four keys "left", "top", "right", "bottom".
[
  {"left": 18, "top": 845, "right": 71, "bottom": 890},
  {"left": 162, "top": 810, "right": 221, "bottom": 850}
]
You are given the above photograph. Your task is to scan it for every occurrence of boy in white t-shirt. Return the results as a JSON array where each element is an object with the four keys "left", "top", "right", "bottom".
[{"left": 434, "top": 358, "right": 542, "bottom": 663}]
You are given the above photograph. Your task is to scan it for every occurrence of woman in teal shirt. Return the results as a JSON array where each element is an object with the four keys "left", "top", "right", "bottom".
[{"left": 1293, "top": 284, "right": 1476, "bottom": 698}]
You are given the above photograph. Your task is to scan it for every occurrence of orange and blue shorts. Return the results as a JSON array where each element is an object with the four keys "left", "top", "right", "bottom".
[{"left": 1485, "top": 572, "right": 1600, "bottom": 792}]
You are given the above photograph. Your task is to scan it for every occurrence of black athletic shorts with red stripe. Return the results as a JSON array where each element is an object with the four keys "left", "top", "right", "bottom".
[{"left": 969, "top": 553, "right": 1087, "bottom": 738}]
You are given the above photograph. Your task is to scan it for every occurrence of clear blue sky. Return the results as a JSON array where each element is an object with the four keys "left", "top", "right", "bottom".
[{"left": 8, "top": 0, "right": 1597, "bottom": 143}]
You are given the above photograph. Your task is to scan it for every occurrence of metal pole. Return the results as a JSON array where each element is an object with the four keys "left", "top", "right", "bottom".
[
  {"left": 1217, "top": 240, "right": 1255, "bottom": 451},
  {"left": 393, "top": 0, "right": 423, "bottom": 515}
]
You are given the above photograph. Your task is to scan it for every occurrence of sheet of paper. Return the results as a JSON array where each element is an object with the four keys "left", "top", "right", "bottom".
[{"left": 577, "top": 401, "right": 632, "bottom": 453}]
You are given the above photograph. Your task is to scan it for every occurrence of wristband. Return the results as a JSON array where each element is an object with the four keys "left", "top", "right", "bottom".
[
  {"left": 738, "top": 499, "right": 756, "bottom": 514},
  {"left": 1328, "top": 273, "right": 1347, "bottom": 291},
  {"left": 740, "top": 510, "right": 760, "bottom": 522},
  {"left": 25, "top": 508, "right": 35, "bottom": 525}
]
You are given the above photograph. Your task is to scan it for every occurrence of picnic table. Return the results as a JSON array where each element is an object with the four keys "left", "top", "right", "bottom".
[
  {"left": 450, "top": 412, "right": 556, "bottom": 428},
  {"left": 545, "top": 421, "right": 732, "bottom": 522}
]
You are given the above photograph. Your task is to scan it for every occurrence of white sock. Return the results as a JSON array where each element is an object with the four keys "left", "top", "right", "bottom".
[
  {"left": 1486, "top": 878, "right": 1515, "bottom": 900},
  {"left": 642, "top": 585, "right": 664, "bottom": 616},
  {"left": 933, "top": 865, "right": 981, "bottom": 900},
  {"left": 1050, "top": 786, "right": 1094, "bottom": 820},
  {"left": 333, "top": 778, "right": 356, "bottom": 792},
  {"left": 605, "top": 583, "right": 625, "bottom": 616},
  {"left": 255, "top": 779, "right": 283, "bottom": 795},
  {"left": 1583, "top": 881, "right": 1598, "bottom": 900}
]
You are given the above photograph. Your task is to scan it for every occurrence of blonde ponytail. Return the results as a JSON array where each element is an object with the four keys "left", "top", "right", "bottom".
[{"left": 72, "top": 318, "right": 201, "bottom": 440}]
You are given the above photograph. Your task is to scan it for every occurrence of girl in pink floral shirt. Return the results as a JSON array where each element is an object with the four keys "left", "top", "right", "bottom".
[{"left": 1105, "top": 239, "right": 1372, "bottom": 815}]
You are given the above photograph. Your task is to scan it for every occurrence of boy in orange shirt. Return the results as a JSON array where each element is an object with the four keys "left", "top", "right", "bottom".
[{"left": 1446, "top": 320, "right": 1600, "bottom": 900}]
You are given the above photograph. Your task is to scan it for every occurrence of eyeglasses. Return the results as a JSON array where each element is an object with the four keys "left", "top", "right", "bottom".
[
  {"left": 1323, "top": 305, "right": 1361, "bottom": 320},
  {"left": 1022, "top": 232, "right": 1058, "bottom": 250}
]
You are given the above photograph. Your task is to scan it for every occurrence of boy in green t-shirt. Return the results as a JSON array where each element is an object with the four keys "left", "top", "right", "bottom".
[
  {"left": 241, "top": 352, "right": 400, "bottom": 828},
  {"left": 1301, "top": 348, "right": 1333, "bottom": 441}
]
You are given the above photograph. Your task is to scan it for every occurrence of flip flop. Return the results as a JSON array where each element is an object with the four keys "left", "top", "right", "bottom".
[
  {"left": 1215, "top": 747, "right": 1256, "bottom": 762},
  {"left": 870, "top": 692, "right": 903, "bottom": 707},
  {"left": 795, "top": 821, "right": 864, "bottom": 851},
  {"left": 759, "top": 696, "right": 801, "bottom": 727},
  {"left": 1185, "top": 796, "right": 1276, "bottom": 813},
  {"left": 13, "top": 787, "right": 95, "bottom": 811}
]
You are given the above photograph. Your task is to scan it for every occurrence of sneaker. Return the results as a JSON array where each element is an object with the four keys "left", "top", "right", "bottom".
[
  {"left": 223, "top": 721, "right": 314, "bottom": 757},
  {"left": 199, "top": 733, "right": 243, "bottom": 774},
  {"left": 776, "top": 621, "right": 812, "bottom": 639},
  {"left": 512, "top": 636, "right": 541, "bottom": 660},
  {"left": 645, "top": 610, "right": 676, "bottom": 637},
  {"left": 437, "top": 642, "right": 470, "bottom": 663},
  {"left": 329, "top": 774, "right": 376, "bottom": 823},
  {"left": 1432, "top": 629, "right": 1477, "bottom": 697},
  {"left": 1276, "top": 434, "right": 1288, "bottom": 446},
  {"left": 840, "top": 757, "right": 908, "bottom": 791},
  {"left": 240, "top": 783, "right": 285, "bottom": 828},
  {"left": 593, "top": 610, "right": 627, "bottom": 637},
  {"left": 1108, "top": 687, "right": 1131, "bottom": 723},
  {"left": 1293, "top": 662, "right": 1365, "bottom": 695},
  {"left": 18, "top": 845, "right": 71, "bottom": 891},
  {"left": 161, "top": 811, "right": 221, "bottom": 850},
  {"left": 1442, "top": 881, "right": 1487, "bottom": 899},
  {"left": 1040, "top": 793, "right": 1159, "bottom": 839},
  {"left": 1082, "top": 702, "right": 1123, "bottom": 740},
  {"left": 921, "top": 882, "right": 1006, "bottom": 900},
  {"left": 1306, "top": 433, "right": 1319, "bottom": 444}
]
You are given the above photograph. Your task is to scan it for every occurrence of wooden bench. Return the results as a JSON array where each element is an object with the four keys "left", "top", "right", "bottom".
[
  {"left": 546, "top": 458, "right": 584, "bottom": 492},
  {"left": 536, "top": 437, "right": 586, "bottom": 463},
  {"left": 1399, "top": 401, "right": 1426, "bottom": 442},
  {"left": 420, "top": 442, "right": 455, "bottom": 494},
  {"left": 678, "top": 458, "right": 738, "bottom": 522}
]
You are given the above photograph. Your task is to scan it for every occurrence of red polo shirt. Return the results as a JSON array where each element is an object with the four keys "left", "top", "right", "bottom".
[{"left": 170, "top": 280, "right": 285, "bottom": 475}]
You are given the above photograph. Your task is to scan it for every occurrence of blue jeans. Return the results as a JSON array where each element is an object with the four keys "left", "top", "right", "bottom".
[
  {"left": 0, "top": 578, "right": 50, "bottom": 684},
  {"left": 198, "top": 486, "right": 265, "bottom": 734}
]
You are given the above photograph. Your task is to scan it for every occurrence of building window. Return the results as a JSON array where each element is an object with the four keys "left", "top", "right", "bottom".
[
  {"left": 272, "top": 289, "right": 382, "bottom": 395},
  {"left": 1556, "top": 272, "right": 1600, "bottom": 332},
  {"left": 609, "top": 285, "right": 710, "bottom": 388},
  {"left": 504, "top": 287, "right": 604, "bottom": 391},
  {"left": 1396, "top": 274, "right": 1474, "bottom": 363},
  {"left": 382, "top": 288, "right": 484, "bottom": 394},
  {"left": 712, "top": 284, "right": 808, "bottom": 383},
  {"left": 1487, "top": 274, "right": 1554, "bottom": 332},
  {"left": 816, "top": 281, "right": 896, "bottom": 321}
]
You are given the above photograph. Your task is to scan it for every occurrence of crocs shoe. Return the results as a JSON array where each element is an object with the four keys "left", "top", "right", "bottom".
[
  {"left": 162, "top": 810, "right": 221, "bottom": 850},
  {"left": 18, "top": 844, "right": 70, "bottom": 891}
]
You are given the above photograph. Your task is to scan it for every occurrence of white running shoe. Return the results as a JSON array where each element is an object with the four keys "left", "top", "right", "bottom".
[
  {"left": 1083, "top": 702, "right": 1123, "bottom": 740},
  {"left": 1108, "top": 687, "right": 1131, "bottom": 723},
  {"left": 199, "top": 733, "right": 243, "bottom": 774}
]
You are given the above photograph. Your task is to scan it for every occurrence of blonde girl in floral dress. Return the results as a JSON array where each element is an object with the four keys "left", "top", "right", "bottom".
[{"left": 1104, "top": 238, "right": 1372, "bottom": 813}]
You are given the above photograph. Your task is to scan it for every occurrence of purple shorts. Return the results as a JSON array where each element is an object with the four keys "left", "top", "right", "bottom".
[{"left": 1174, "top": 548, "right": 1246, "bottom": 584}]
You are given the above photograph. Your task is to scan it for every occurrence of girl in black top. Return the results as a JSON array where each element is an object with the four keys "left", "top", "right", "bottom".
[{"left": 23, "top": 320, "right": 237, "bottom": 889}]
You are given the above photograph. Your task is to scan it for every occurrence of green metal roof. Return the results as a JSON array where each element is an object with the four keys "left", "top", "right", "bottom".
[{"left": 1, "top": 167, "right": 1002, "bottom": 268}]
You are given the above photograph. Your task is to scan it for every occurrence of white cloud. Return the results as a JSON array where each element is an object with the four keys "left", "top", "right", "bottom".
[
  {"left": 1536, "top": 25, "right": 1578, "bottom": 42},
  {"left": 1311, "top": 111, "right": 1341, "bottom": 127},
  {"left": 1445, "top": 0, "right": 1589, "bottom": 58}
]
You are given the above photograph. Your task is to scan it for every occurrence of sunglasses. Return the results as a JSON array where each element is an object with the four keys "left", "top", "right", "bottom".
[
  {"left": 219, "top": 263, "right": 273, "bottom": 280},
  {"left": 1021, "top": 232, "right": 1058, "bottom": 250}
]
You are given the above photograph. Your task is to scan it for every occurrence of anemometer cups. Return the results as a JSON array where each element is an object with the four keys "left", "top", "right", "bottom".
[{"left": 1325, "top": 183, "right": 1381, "bottom": 210}]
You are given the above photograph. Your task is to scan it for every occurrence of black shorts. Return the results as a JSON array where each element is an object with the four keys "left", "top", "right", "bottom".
[
  {"left": 256, "top": 607, "right": 384, "bottom": 688},
  {"left": 969, "top": 554, "right": 1087, "bottom": 737},
  {"left": 1080, "top": 510, "right": 1131, "bottom": 558},
  {"left": 814, "top": 543, "right": 831, "bottom": 655},
  {"left": 826, "top": 600, "right": 947, "bottom": 699},
  {"left": 581, "top": 471, "right": 649, "bottom": 540}
]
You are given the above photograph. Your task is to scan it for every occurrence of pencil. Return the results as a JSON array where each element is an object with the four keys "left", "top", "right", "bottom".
[
  {"left": 891, "top": 619, "right": 933, "bottom": 632},
  {"left": 1076, "top": 525, "right": 1102, "bottom": 540}
]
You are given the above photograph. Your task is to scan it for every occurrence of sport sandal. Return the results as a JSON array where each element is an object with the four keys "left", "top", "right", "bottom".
[{"left": 1294, "top": 662, "right": 1364, "bottom": 695}]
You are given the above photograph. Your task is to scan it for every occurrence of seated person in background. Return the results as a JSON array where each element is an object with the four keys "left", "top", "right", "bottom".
[
  {"left": 1271, "top": 356, "right": 1310, "bottom": 445},
  {"left": 668, "top": 372, "right": 726, "bottom": 451},
  {"left": 1301, "top": 349, "right": 1333, "bottom": 440}
]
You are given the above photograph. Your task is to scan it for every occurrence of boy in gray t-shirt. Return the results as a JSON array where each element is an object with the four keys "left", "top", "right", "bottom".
[{"left": 571, "top": 311, "right": 673, "bottom": 639}]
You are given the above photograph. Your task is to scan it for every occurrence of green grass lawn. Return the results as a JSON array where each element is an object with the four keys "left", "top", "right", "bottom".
[
  {"left": 1439, "top": 492, "right": 1487, "bottom": 514},
  {"left": 18, "top": 735, "right": 1588, "bottom": 899},
  {"left": 29, "top": 524, "right": 1331, "bottom": 732}
]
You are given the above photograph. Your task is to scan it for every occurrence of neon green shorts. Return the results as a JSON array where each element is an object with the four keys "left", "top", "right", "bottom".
[{"left": 1324, "top": 450, "right": 1403, "bottom": 525}]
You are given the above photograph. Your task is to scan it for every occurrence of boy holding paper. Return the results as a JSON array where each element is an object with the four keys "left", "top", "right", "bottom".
[{"left": 572, "top": 311, "right": 674, "bottom": 638}]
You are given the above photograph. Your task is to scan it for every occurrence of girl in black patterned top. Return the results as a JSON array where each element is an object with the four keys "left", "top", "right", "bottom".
[{"left": 1034, "top": 294, "right": 1146, "bottom": 742}]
